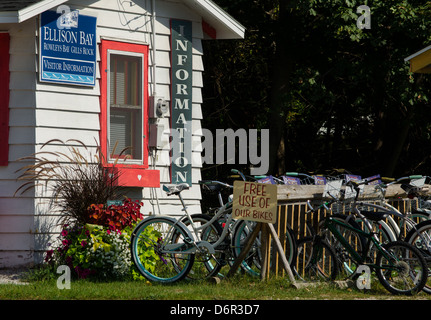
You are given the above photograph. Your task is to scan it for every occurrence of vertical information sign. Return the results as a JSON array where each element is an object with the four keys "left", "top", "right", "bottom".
[{"left": 170, "top": 19, "right": 193, "bottom": 186}]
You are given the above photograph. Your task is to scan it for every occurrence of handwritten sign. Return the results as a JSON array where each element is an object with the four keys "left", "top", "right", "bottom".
[{"left": 232, "top": 181, "right": 278, "bottom": 224}]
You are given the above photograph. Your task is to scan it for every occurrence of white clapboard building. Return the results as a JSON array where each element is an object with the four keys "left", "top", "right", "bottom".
[{"left": 0, "top": 0, "right": 244, "bottom": 267}]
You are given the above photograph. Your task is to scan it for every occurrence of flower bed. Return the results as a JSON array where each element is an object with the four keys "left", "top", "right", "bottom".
[{"left": 45, "top": 199, "right": 145, "bottom": 280}]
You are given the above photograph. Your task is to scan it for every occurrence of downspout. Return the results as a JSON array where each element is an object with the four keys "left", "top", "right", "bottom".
[
  {"left": 152, "top": 0, "right": 157, "bottom": 96},
  {"left": 150, "top": 0, "right": 162, "bottom": 215}
]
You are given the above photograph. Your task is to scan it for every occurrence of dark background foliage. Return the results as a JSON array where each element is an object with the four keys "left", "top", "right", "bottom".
[{"left": 201, "top": 0, "right": 431, "bottom": 181}]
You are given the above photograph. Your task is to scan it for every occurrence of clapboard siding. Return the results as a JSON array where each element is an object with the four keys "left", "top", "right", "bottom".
[
  {"left": 34, "top": 0, "right": 207, "bottom": 212},
  {"left": 35, "top": 91, "right": 101, "bottom": 112},
  {"left": 36, "top": 128, "right": 99, "bottom": 146},
  {"left": 1, "top": 17, "right": 37, "bottom": 266},
  {"left": 0, "top": 198, "right": 35, "bottom": 215},
  {"left": 0, "top": 0, "right": 212, "bottom": 267},
  {"left": 9, "top": 90, "right": 36, "bottom": 109},
  {"left": 0, "top": 248, "right": 34, "bottom": 266},
  {"left": 35, "top": 109, "right": 100, "bottom": 130},
  {"left": 0, "top": 215, "right": 34, "bottom": 233}
]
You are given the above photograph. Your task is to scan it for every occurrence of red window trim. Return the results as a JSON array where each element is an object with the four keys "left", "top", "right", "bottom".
[
  {"left": 0, "top": 33, "right": 10, "bottom": 166},
  {"left": 99, "top": 39, "right": 159, "bottom": 188}
]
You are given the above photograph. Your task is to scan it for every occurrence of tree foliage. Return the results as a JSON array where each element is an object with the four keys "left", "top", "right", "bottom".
[{"left": 202, "top": 0, "right": 431, "bottom": 179}]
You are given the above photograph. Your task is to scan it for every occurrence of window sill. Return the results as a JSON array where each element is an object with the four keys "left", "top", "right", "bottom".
[{"left": 107, "top": 166, "right": 160, "bottom": 188}]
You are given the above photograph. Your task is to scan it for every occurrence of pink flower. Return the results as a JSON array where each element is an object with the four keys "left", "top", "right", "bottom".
[
  {"left": 81, "top": 240, "right": 87, "bottom": 247},
  {"left": 45, "top": 249, "right": 54, "bottom": 262}
]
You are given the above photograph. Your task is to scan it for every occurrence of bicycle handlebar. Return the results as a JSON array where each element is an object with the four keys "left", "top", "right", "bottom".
[
  {"left": 230, "top": 169, "right": 258, "bottom": 182},
  {"left": 285, "top": 172, "right": 312, "bottom": 178},
  {"left": 383, "top": 175, "right": 423, "bottom": 185},
  {"left": 199, "top": 180, "right": 233, "bottom": 189}
]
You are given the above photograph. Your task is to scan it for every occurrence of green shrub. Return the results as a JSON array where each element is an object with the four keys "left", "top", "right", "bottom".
[{"left": 45, "top": 223, "right": 133, "bottom": 280}]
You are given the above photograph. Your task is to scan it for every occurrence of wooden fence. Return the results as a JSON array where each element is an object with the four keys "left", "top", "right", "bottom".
[{"left": 259, "top": 184, "right": 427, "bottom": 278}]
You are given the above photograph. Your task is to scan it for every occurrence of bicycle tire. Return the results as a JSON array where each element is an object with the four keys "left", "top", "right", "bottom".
[
  {"left": 410, "top": 209, "right": 431, "bottom": 224},
  {"left": 319, "top": 214, "right": 366, "bottom": 277},
  {"left": 232, "top": 220, "right": 297, "bottom": 277},
  {"left": 130, "top": 216, "right": 194, "bottom": 283},
  {"left": 375, "top": 240, "right": 428, "bottom": 295},
  {"left": 295, "top": 236, "right": 339, "bottom": 281},
  {"left": 231, "top": 220, "right": 262, "bottom": 277},
  {"left": 180, "top": 214, "right": 225, "bottom": 279},
  {"left": 355, "top": 217, "right": 396, "bottom": 243},
  {"left": 405, "top": 219, "right": 431, "bottom": 294}
]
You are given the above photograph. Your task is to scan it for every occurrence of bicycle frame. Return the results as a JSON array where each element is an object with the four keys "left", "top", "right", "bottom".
[
  {"left": 353, "top": 197, "right": 431, "bottom": 254},
  {"left": 165, "top": 185, "right": 257, "bottom": 257},
  {"left": 324, "top": 214, "right": 402, "bottom": 271},
  {"left": 355, "top": 201, "right": 400, "bottom": 238}
]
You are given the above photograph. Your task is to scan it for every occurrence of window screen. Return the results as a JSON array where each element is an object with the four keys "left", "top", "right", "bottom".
[{"left": 109, "top": 53, "right": 143, "bottom": 160}]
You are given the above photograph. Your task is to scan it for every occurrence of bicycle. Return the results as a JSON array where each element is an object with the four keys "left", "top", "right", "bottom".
[
  {"left": 130, "top": 170, "right": 297, "bottom": 282},
  {"left": 346, "top": 175, "right": 431, "bottom": 296},
  {"left": 198, "top": 169, "right": 298, "bottom": 278},
  {"left": 306, "top": 175, "right": 426, "bottom": 255},
  {"left": 352, "top": 175, "right": 430, "bottom": 240},
  {"left": 297, "top": 177, "right": 429, "bottom": 295}
]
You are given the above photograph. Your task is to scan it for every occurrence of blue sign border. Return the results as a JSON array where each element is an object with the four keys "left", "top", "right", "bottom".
[{"left": 40, "top": 10, "right": 97, "bottom": 86}]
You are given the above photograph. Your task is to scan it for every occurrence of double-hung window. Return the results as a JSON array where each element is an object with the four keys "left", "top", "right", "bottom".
[
  {"left": 100, "top": 40, "right": 159, "bottom": 187},
  {"left": 108, "top": 52, "right": 143, "bottom": 161}
]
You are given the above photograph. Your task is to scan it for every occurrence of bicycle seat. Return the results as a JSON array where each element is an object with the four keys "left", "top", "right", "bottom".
[
  {"left": 163, "top": 183, "right": 190, "bottom": 196},
  {"left": 360, "top": 211, "right": 388, "bottom": 222},
  {"left": 199, "top": 180, "right": 224, "bottom": 193}
]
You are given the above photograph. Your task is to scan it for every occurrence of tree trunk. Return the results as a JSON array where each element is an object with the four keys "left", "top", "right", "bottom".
[{"left": 268, "top": 2, "right": 294, "bottom": 175}]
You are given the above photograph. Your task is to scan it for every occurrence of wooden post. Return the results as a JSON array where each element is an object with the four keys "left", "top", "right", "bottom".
[
  {"left": 226, "top": 222, "right": 262, "bottom": 278},
  {"left": 260, "top": 223, "right": 269, "bottom": 280},
  {"left": 267, "top": 223, "right": 298, "bottom": 287}
]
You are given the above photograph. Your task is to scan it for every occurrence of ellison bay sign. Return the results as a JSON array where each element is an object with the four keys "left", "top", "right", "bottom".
[{"left": 40, "top": 9, "right": 97, "bottom": 86}]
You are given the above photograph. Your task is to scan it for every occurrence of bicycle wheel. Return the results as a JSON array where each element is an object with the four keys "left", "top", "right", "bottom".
[
  {"left": 319, "top": 214, "right": 366, "bottom": 277},
  {"left": 180, "top": 214, "right": 225, "bottom": 280},
  {"left": 375, "top": 240, "right": 428, "bottom": 295},
  {"left": 295, "top": 236, "right": 339, "bottom": 281},
  {"left": 231, "top": 220, "right": 261, "bottom": 276},
  {"left": 410, "top": 210, "right": 431, "bottom": 224},
  {"left": 131, "top": 216, "right": 194, "bottom": 283},
  {"left": 232, "top": 220, "right": 297, "bottom": 277},
  {"left": 405, "top": 220, "right": 431, "bottom": 294}
]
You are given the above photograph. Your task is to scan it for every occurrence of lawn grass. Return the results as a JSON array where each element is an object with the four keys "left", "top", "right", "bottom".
[
  {"left": 1, "top": 272, "right": 431, "bottom": 301},
  {"left": 1, "top": 272, "right": 430, "bottom": 320}
]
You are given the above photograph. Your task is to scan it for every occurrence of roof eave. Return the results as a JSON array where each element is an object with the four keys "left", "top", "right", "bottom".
[
  {"left": 405, "top": 45, "right": 431, "bottom": 74},
  {"left": 0, "top": 0, "right": 245, "bottom": 40},
  {"left": 0, "top": 0, "right": 68, "bottom": 24},
  {"left": 0, "top": 12, "right": 19, "bottom": 23},
  {"left": 184, "top": 0, "right": 245, "bottom": 39},
  {"left": 404, "top": 45, "right": 431, "bottom": 62}
]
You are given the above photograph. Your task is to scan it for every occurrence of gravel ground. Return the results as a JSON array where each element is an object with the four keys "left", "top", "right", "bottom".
[{"left": 0, "top": 268, "right": 29, "bottom": 285}]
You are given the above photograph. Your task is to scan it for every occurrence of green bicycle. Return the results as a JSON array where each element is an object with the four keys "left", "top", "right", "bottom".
[{"left": 297, "top": 179, "right": 429, "bottom": 295}]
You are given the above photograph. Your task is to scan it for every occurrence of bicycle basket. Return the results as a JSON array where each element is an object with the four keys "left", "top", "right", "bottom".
[{"left": 322, "top": 179, "right": 343, "bottom": 199}]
